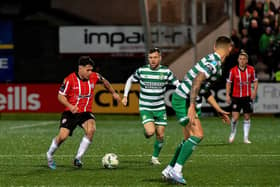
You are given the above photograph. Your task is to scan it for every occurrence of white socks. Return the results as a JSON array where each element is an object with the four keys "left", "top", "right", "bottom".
[
  {"left": 173, "top": 163, "right": 183, "bottom": 174},
  {"left": 47, "top": 138, "right": 58, "bottom": 159},
  {"left": 243, "top": 120, "right": 251, "bottom": 140},
  {"left": 231, "top": 120, "right": 238, "bottom": 134},
  {"left": 75, "top": 136, "right": 91, "bottom": 160}
]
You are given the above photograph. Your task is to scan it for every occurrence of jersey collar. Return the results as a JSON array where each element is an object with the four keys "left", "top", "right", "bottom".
[
  {"left": 238, "top": 65, "right": 247, "bottom": 71},
  {"left": 149, "top": 64, "right": 161, "bottom": 70},
  {"left": 75, "top": 72, "right": 88, "bottom": 81},
  {"left": 213, "top": 52, "right": 222, "bottom": 66}
]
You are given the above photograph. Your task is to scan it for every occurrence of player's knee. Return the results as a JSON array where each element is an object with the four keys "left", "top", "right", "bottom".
[
  {"left": 57, "top": 135, "right": 68, "bottom": 144},
  {"left": 144, "top": 131, "right": 154, "bottom": 139},
  {"left": 86, "top": 127, "right": 96, "bottom": 139},
  {"left": 157, "top": 134, "right": 164, "bottom": 141}
]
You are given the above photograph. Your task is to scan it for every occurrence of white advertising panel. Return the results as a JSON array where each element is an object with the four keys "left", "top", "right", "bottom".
[
  {"left": 254, "top": 83, "right": 280, "bottom": 113},
  {"left": 59, "top": 26, "right": 188, "bottom": 53}
]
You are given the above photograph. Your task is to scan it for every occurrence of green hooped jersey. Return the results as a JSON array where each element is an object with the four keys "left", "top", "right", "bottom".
[
  {"left": 175, "top": 52, "right": 222, "bottom": 102},
  {"left": 132, "top": 65, "right": 179, "bottom": 111}
]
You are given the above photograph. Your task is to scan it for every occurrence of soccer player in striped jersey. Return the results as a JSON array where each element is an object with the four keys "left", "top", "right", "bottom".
[
  {"left": 226, "top": 50, "right": 258, "bottom": 144},
  {"left": 46, "top": 56, "right": 121, "bottom": 169},
  {"left": 122, "top": 48, "right": 179, "bottom": 165},
  {"left": 161, "top": 36, "right": 232, "bottom": 185}
]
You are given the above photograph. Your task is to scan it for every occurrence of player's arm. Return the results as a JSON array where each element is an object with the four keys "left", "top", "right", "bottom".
[
  {"left": 251, "top": 71, "right": 258, "bottom": 101},
  {"left": 58, "top": 94, "right": 78, "bottom": 113},
  {"left": 58, "top": 79, "right": 78, "bottom": 113},
  {"left": 226, "top": 81, "right": 231, "bottom": 104},
  {"left": 122, "top": 75, "right": 134, "bottom": 106},
  {"left": 98, "top": 73, "right": 121, "bottom": 103},
  {"left": 168, "top": 70, "right": 180, "bottom": 87},
  {"left": 207, "top": 95, "right": 230, "bottom": 124},
  {"left": 188, "top": 72, "right": 206, "bottom": 124},
  {"left": 226, "top": 70, "right": 233, "bottom": 104}
]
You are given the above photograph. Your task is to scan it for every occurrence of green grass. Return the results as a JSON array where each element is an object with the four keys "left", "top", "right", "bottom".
[{"left": 0, "top": 115, "right": 279, "bottom": 187}]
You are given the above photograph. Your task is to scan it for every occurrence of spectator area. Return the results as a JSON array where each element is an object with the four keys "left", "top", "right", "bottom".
[{"left": 231, "top": 0, "right": 280, "bottom": 82}]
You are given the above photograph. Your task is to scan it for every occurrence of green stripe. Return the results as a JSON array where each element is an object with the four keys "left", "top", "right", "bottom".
[
  {"left": 140, "top": 78, "right": 167, "bottom": 83},
  {"left": 139, "top": 97, "right": 164, "bottom": 102},
  {"left": 139, "top": 103, "right": 165, "bottom": 108},
  {"left": 141, "top": 91, "right": 165, "bottom": 96}
]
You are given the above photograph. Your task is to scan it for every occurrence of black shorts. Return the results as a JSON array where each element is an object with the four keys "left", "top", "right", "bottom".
[
  {"left": 231, "top": 96, "right": 253, "bottom": 113},
  {"left": 59, "top": 111, "right": 95, "bottom": 136}
]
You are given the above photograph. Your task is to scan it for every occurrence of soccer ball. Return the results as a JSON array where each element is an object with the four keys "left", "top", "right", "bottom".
[{"left": 102, "top": 153, "right": 119, "bottom": 169}]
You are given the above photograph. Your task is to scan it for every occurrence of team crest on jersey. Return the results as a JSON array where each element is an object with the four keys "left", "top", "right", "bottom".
[
  {"left": 159, "top": 73, "right": 165, "bottom": 80},
  {"left": 211, "top": 61, "right": 217, "bottom": 66},
  {"left": 62, "top": 118, "right": 67, "bottom": 124},
  {"left": 90, "top": 83, "right": 94, "bottom": 88}
]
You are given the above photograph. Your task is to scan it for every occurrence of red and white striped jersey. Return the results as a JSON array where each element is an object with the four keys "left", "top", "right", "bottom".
[
  {"left": 227, "top": 65, "right": 257, "bottom": 98},
  {"left": 59, "top": 72, "right": 99, "bottom": 112}
]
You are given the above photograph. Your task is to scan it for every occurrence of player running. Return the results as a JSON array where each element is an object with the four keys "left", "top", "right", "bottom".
[
  {"left": 46, "top": 56, "right": 121, "bottom": 169},
  {"left": 122, "top": 47, "right": 179, "bottom": 165},
  {"left": 226, "top": 50, "right": 258, "bottom": 144},
  {"left": 161, "top": 36, "right": 232, "bottom": 185}
]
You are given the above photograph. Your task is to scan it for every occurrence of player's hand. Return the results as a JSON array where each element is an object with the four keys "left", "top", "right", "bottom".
[
  {"left": 113, "top": 93, "right": 121, "bottom": 103},
  {"left": 122, "top": 97, "right": 128, "bottom": 106},
  {"left": 70, "top": 105, "right": 79, "bottom": 113},
  {"left": 217, "top": 110, "right": 230, "bottom": 125},
  {"left": 187, "top": 104, "right": 197, "bottom": 125},
  {"left": 226, "top": 95, "right": 231, "bottom": 104},
  {"left": 251, "top": 92, "right": 256, "bottom": 101}
]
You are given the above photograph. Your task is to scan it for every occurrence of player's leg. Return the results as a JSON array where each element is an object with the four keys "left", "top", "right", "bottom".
[
  {"left": 151, "top": 110, "right": 167, "bottom": 165},
  {"left": 229, "top": 111, "right": 240, "bottom": 143},
  {"left": 173, "top": 119, "right": 203, "bottom": 173},
  {"left": 167, "top": 120, "right": 202, "bottom": 185},
  {"left": 162, "top": 93, "right": 190, "bottom": 184},
  {"left": 46, "top": 127, "right": 70, "bottom": 169},
  {"left": 243, "top": 113, "right": 251, "bottom": 143},
  {"left": 74, "top": 118, "right": 96, "bottom": 167},
  {"left": 243, "top": 98, "right": 253, "bottom": 144},
  {"left": 151, "top": 125, "right": 165, "bottom": 165},
  {"left": 229, "top": 97, "right": 241, "bottom": 143},
  {"left": 141, "top": 110, "right": 156, "bottom": 138},
  {"left": 46, "top": 111, "right": 74, "bottom": 169}
]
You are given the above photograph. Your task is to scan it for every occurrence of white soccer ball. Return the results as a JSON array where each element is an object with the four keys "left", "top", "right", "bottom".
[{"left": 102, "top": 153, "right": 119, "bottom": 169}]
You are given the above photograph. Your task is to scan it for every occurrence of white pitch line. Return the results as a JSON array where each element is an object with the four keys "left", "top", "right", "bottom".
[
  {"left": 0, "top": 154, "right": 279, "bottom": 158},
  {"left": 9, "top": 121, "right": 58, "bottom": 130}
]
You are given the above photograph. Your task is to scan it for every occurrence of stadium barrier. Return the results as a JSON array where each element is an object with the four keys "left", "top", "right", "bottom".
[{"left": 0, "top": 83, "right": 279, "bottom": 114}]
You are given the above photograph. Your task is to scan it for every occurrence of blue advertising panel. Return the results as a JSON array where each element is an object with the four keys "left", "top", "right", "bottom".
[
  {"left": 0, "top": 54, "right": 14, "bottom": 82},
  {"left": 0, "top": 20, "right": 14, "bottom": 50}
]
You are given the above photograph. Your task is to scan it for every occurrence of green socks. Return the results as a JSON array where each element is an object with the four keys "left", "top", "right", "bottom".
[
  {"left": 169, "top": 140, "right": 185, "bottom": 166},
  {"left": 152, "top": 139, "right": 164, "bottom": 157},
  {"left": 176, "top": 136, "right": 201, "bottom": 165}
]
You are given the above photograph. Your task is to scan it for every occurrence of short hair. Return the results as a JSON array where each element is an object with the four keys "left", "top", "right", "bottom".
[
  {"left": 149, "top": 47, "right": 161, "bottom": 55},
  {"left": 239, "top": 49, "right": 248, "bottom": 58},
  {"left": 215, "top": 36, "right": 232, "bottom": 49},
  {"left": 78, "top": 56, "right": 95, "bottom": 67}
]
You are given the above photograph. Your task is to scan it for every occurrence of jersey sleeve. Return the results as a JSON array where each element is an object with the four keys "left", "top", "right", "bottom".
[
  {"left": 131, "top": 69, "right": 140, "bottom": 82},
  {"left": 197, "top": 60, "right": 218, "bottom": 79},
  {"left": 91, "top": 72, "right": 100, "bottom": 84},
  {"left": 251, "top": 68, "right": 258, "bottom": 82},
  {"left": 59, "top": 77, "right": 71, "bottom": 96},
  {"left": 168, "top": 70, "right": 180, "bottom": 87}
]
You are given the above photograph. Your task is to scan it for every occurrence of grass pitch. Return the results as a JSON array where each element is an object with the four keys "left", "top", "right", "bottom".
[{"left": 0, "top": 114, "right": 279, "bottom": 186}]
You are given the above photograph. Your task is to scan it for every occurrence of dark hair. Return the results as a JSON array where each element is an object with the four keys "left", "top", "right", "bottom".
[
  {"left": 78, "top": 56, "right": 95, "bottom": 67},
  {"left": 149, "top": 47, "right": 161, "bottom": 55},
  {"left": 215, "top": 36, "right": 232, "bottom": 48}
]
